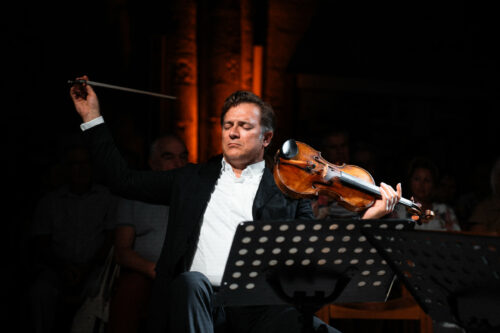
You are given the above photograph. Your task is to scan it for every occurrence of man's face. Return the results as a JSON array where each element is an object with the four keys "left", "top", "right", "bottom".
[
  {"left": 149, "top": 138, "right": 188, "bottom": 171},
  {"left": 221, "top": 103, "right": 272, "bottom": 169}
]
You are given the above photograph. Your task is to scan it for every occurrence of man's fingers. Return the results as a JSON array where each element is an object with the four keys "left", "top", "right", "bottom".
[
  {"left": 380, "top": 182, "right": 398, "bottom": 211},
  {"left": 70, "top": 75, "right": 96, "bottom": 101},
  {"left": 388, "top": 184, "right": 398, "bottom": 211},
  {"left": 387, "top": 184, "right": 397, "bottom": 211},
  {"left": 379, "top": 183, "right": 390, "bottom": 211},
  {"left": 395, "top": 183, "right": 402, "bottom": 211}
]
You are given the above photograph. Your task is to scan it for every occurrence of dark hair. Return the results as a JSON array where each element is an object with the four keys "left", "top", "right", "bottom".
[{"left": 221, "top": 90, "right": 275, "bottom": 133}]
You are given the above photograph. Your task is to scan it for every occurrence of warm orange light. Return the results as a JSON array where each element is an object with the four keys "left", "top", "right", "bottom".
[
  {"left": 179, "top": 87, "right": 198, "bottom": 163},
  {"left": 253, "top": 45, "right": 263, "bottom": 96}
]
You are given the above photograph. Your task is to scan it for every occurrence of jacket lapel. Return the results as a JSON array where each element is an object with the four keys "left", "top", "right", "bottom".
[{"left": 252, "top": 167, "right": 281, "bottom": 219}]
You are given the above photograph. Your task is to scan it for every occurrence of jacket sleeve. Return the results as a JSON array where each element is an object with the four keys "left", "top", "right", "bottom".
[{"left": 82, "top": 123, "right": 180, "bottom": 205}]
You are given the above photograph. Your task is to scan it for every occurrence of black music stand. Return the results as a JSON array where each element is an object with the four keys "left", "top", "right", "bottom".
[
  {"left": 216, "top": 218, "right": 415, "bottom": 332},
  {"left": 362, "top": 229, "right": 500, "bottom": 333}
]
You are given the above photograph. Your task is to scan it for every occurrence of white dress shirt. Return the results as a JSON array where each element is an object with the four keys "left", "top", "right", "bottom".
[{"left": 190, "top": 158, "right": 265, "bottom": 286}]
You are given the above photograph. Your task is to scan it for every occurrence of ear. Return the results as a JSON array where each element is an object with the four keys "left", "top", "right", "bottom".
[{"left": 262, "top": 131, "right": 273, "bottom": 147}]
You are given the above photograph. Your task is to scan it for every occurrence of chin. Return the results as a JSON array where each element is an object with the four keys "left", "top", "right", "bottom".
[
  {"left": 224, "top": 147, "right": 243, "bottom": 156},
  {"left": 224, "top": 154, "right": 243, "bottom": 163}
]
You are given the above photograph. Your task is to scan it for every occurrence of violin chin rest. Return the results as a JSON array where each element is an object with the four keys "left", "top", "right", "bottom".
[{"left": 281, "top": 139, "right": 299, "bottom": 159}]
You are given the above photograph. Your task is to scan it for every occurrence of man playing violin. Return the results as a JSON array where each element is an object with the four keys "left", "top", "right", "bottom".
[{"left": 70, "top": 75, "right": 401, "bottom": 333}]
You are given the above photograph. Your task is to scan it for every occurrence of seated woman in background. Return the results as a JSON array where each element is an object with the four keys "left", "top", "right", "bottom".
[
  {"left": 394, "top": 156, "right": 461, "bottom": 231},
  {"left": 468, "top": 157, "right": 500, "bottom": 234}
]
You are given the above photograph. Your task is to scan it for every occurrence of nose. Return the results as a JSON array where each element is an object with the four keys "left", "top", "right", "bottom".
[
  {"left": 173, "top": 157, "right": 185, "bottom": 168},
  {"left": 228, "top": 126, "right": 240, "bottom": 139}
]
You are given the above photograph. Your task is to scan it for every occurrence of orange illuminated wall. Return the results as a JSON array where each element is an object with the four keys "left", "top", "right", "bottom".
[
  {"left": 159, "top": 1, "right": 199, "bottom": 163},
  {"left": 159, "top": 0, "right": 276, "bottom": 162},
  {"left": 253, "top": 45, "right": 264, "bottom": 97}
]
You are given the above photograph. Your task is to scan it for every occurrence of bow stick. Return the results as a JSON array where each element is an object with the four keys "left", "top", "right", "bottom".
[{"left": 68, "top": 79, "right": 177, "bottom": 100}]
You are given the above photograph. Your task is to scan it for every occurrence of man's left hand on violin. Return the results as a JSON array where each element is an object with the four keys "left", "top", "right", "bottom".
[{"left": 361, "top": 182, "right": 402, "bottom": 219}]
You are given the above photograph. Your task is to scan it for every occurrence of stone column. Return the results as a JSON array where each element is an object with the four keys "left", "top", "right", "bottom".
[
  {"left": 160, "top": 0, "right": 198, "bottom": 162},
  {"left": 264, "top": 0, "right": 319, "bottom": 146},
  {"left": 241, "top": 0, "right": 254, "bottom": 91},
  {"left": 198, "top": 0, "right": 243, "bottom": 161}
]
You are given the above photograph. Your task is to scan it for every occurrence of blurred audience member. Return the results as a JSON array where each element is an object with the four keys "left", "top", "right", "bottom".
[
  {"left": 321, "top": 129, "right": 350, "bottom": 165},
  {"left": 313, "top": 130, "right": 359, "bottom": 220},
  {"left": 468, "top": 157, "right": 500, "bottom": 234},
  {"left": 28, "top": 143, "right": 117, "bottom": 333},
  {"left": 456, "top": 160, "right": 493, "bottom": 230},
  {"left": 435, "top": 172, "right": 458, "bottom": 207},
  {"left": 352, "top": 140, "right": 378, "bottom": 176},
  {"left": 107, "top": 134, "right": 188, "bottom": 333},
  {"left": 434, "top": 172, "right": 463, "bottom": 228},
  {"left": 394, "top": 156, "right": 461, "bottom": 231}
]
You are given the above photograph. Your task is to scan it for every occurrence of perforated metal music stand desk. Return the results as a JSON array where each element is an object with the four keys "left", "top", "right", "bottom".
[
  {"left": 217, "top": 218, "right": 415, "bottom": 332},
  {"left": 362, "top": 229, "right": 500, "bottom": 333}
]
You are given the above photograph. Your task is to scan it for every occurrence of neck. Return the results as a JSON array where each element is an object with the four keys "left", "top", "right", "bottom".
[
  {"left": 225, "top": 157, "right": 264, "bottom": 178},
  {"left": 232, "top": 167, "right": 243, "bottom": 178}
]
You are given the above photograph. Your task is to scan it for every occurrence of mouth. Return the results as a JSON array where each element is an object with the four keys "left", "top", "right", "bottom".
[{"left": 227, "top": 143, "right": 241, "bottom": 148}]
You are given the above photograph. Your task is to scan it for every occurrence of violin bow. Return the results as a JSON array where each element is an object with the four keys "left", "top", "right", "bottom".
[{"left": 68, "top": 79, "right": 177, "bottom": 100}]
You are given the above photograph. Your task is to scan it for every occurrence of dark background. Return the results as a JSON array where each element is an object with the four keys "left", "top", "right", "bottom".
[
  {"left": 4, "top": 0, "right": 500, "bottom": 330},
  {"left": 6, "top": 0, "right": 499, "bottom": 197}
]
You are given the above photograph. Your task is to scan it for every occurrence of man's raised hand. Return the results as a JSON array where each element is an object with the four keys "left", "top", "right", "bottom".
[{"left": 69, "top": 75, "right": 101, "bottom": 123}]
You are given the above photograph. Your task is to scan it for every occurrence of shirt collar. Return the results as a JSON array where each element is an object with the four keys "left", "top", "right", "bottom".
[{"left": 221, "top": 158, "right": 266, "bottom": 178}]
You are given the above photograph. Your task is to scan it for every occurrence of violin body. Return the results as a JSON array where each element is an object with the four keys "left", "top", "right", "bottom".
[
  {"left": 273, "top": 139, "right": 434, "bottom": 221},
  {"left": 274, "top": 141, "right": 375, "bottom": 212}
]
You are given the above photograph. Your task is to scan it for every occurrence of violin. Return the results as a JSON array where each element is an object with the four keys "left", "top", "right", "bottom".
[{"left": 273, "top": 139, "right": 434, "bottom": 222}]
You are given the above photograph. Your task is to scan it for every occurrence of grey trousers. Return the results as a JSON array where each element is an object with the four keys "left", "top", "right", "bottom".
[{"left": 147, "top": 271, "right": 342, "bottom": 333}]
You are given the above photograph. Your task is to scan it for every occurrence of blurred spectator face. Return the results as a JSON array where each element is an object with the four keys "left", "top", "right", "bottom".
[
  {"left": 435, "top": 173, "right": 457, "bottom": 204},
  {"left": 149, "top": 137, "right": 188, "bottom": 171},
  {"left": 67, "top": 147, "right": 92, "bottom": 187},
  {"left": 323, "top": 133, "right": 349, "bottom": 165},
  {"left": 352, "top": 147, "right": 376, "bottom": 174},
  {"left": 410, "top": 167, "right": 434, "bottom": 202}
]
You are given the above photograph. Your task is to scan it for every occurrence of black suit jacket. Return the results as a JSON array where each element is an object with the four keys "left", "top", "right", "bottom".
[{"left": 83, "top": 123, "right": 313, "bottom": 283}]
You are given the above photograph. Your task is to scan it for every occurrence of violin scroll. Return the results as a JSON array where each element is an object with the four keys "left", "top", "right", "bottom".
[{"left": 405, "top": 199, "right": 435, "bottom": 224}]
